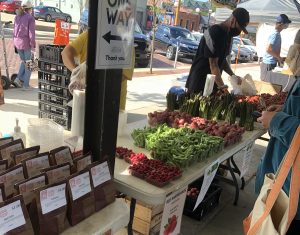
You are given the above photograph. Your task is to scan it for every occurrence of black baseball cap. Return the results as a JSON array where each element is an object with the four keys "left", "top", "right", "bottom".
[
  {"left": 232, "top": 8, "right": 250, "bottom": 34},
  {"left": 276, "top": 14, "right": 292, "bottom": 24}
]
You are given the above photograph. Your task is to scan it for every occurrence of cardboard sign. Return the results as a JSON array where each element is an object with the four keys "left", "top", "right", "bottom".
[
  {"left": 240, "top": 142, "right": 254, "bottom": 178},
  {"left": 69, "top": 172, "right": 91, "bottom": 201},
  {"left": 194, "top": 160, "right": 219, "bottom": 210},
  {"left": 0, "top": 200, "right": 26, "bottom": 234},
  {"left": 11, "top": 145, "right": 40, "bottom": 165},
  {"left": 160, "top": 187, "right": 188, "bottom": 235},
  {"left": 40, "top": 183, "right": 67, "bottom": 215},
  {"left": 90, "top": 161, "right": 111, "bottom": 188},
  {"left": 23, "top": 152, "right": 50, "bottom": 178}
]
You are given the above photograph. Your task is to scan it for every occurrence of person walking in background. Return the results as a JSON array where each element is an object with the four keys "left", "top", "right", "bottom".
[
  {"left": 13, "top": 2, "right": 36, "bottom": 90},
  {"left": 260, "top": 14, "right": 291, "bottom": 81},
  {"left": 256, "top": 31, "right": 300, "bottom": 235}
]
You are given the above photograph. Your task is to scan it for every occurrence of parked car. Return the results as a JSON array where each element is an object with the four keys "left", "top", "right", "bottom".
[
  {"left": 0, "top": 0, "right": 21, "bottom": 14},
  {"left": 231, "top": 43, "right": 254, "bottom": 63},
  {"left": 33, "top": 6, "right": 72, "bottom": 22},
  {"left": 233, "top": 37, "right": 258, "bottom": 61},
  {"left": 134, "top": 23, "right": 151, "bottom": 68},
  {"left": 192, "top": 32, "right": 203, "bottom": 43},
  {"left": 149, "top": 25, "right": 199, "bottom": 60}
]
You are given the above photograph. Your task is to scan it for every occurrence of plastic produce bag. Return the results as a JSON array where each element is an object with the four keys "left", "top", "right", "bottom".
[
  {"left": 68, "top": 62, "right": 86, "bottom": 95},
  {"left": 229, "top": 74, "right": 257, "bottom": 95},
  {"left": 241, "top": 74, "right": 257, "bottom": 95}
]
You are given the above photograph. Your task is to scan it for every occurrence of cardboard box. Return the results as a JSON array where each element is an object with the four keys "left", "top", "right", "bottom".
[{"left": 124, "top": 198, "right": 164, "bottom": 235}]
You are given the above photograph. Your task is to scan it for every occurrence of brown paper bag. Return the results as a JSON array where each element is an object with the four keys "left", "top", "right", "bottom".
[
  {"left": 0, "top": 137, "right": 13, "bottom": 147},
  {"left": 88, "top": 161, "right": 116, "bottom": 212},
  {"left": 0, "top": 139, "right": 24, "bottom": 165},
  {"left": 66, "top": 170, "right": 95, "bottom": 225},
  {"left": 11, "top": 146, "right": 40, "bottom": 166},
  {"left": 14, "top": 174, "right": 46, "bottom": 207},
  {"left": 0, "top": 160, "right": 8, "bottom": 174},
  {"left": 0, "top": 195, "right": 34, "bottom": 235},
  {"left": 73, "top": 153, "right": 92, "bottom": 172},
  {"left": 0, "top": 164, "right": 25, "bottom": 198},
  {"left": 0, "top": 183, "right": 5, "bottom": 202},
  {"left": 22, "top": 152, "right": 50, "bottom": 178},
  {"left": 42, "top": 163, "right": 71, "bottom": 185},
  {"left": 29, "top": 181, "right": 69, "bottom": 235},
  {"left": 50, "top": 146, "right": 73, "bottom": 166}
]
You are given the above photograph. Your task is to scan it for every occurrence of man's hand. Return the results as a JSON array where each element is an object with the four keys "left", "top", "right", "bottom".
[
  {"left": 257, "top": 111, "right": 277, "bottom": 129},
  {"left": 266, "top": 104, "right": 283, "bottom": 112},
  {"left": 235, "top": 76, "right": 243, "bottom": 85}
]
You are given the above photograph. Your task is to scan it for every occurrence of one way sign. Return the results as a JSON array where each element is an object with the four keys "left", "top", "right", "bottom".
[{"left": 96, "top": 0, "right": 137, "bottom": 69}]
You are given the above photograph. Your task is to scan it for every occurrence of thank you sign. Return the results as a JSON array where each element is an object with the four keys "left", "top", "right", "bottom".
[{"left": 96, "top": 0, "right": 137, "bottom": 69}]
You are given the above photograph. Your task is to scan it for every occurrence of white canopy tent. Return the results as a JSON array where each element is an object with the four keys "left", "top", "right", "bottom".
[{"left": 237, "top": 0, "right": 300, "bottom": 24}]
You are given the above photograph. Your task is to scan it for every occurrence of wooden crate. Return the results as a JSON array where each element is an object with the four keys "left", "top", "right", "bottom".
[{"left": 124, "top": 198, "right": 164, "bottom": 235}]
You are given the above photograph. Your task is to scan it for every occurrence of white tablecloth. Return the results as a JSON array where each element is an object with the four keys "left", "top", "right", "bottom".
[{"left": 263, "top": 71, "right": 296, "bottom": 92}]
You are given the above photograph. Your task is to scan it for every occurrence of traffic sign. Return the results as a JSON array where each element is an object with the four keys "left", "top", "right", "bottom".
[{"left": 95, "top": 0, "right": 137, "bottom": 69}]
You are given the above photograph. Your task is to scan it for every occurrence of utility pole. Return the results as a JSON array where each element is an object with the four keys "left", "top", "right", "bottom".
[{"left": 174, "top": 0, "right": 181, "bottom": 26}]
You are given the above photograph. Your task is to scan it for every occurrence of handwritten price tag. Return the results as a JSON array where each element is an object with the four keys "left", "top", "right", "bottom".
[
  {"left": 91, "top": 162, "right": 111, "bottom": 188},
  {"left": 69, "top": 172, "right": 91, "bottom": 201},
  {"left": 0, "top": 200, "right": 26, "bottom": 234},
  {"left": 40, "top": 184, "right": 67, "bottom": 215}
]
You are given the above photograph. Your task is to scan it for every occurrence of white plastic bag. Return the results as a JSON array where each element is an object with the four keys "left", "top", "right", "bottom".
[
  {"left": 229, "top": 74, "right": 257, "bottom": 95},
  {"left": 229, "top": 75, "right": 242, "bottom": 95},
  {"left": 203, "top": 74, "right": 216, "bottom": 96},
  {"left": 241, "top": 74, "right": 257, "bottom": 95},
  {"left": 68, "top": 62, "right": 87, "bottom": 95}
]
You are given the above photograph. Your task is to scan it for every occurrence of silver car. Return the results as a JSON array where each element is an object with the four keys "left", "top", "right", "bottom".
[{"left": 33, "top": 6, "right": 72, "bottom": 23}]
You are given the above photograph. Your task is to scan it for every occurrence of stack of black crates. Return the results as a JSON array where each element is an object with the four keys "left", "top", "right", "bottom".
[{"left": 38, "top": 45, "right": 72, "bottom": 130}]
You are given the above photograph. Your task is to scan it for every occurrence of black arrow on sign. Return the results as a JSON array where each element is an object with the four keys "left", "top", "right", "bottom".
[{"left": 103, "top": 31, "right": 126, "bottom": 44}]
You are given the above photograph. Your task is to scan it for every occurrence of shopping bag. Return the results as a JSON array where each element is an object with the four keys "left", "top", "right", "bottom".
[{"left": 243, "top": 126, "right": 300, "bottom": 235}]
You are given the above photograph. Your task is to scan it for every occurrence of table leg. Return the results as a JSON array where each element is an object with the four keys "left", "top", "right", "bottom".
[
  {"left": 226, "top": 159, "right": 239, "bottom": 206},
  {"left": 230, "top": 157, "right": 245, "bottom": 190},
  {"left": 128, "top": 198, "right": 136, "bottom": 235}
]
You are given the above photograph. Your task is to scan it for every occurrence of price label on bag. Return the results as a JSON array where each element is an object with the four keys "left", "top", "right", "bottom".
[
  {"left": 0, "top": 200, "right": 26, "bottom": 234},
  {"left": 194, "top": 159, "right": 220, "bottom": 211},
  {"left": 40, "top": 183, "right": 67, "bottom": 215},
  {"left": 69, "top": 172, "right": 91, "bottom": 201},
  {"left": 91, "top": 162, "right": 111, "bottom": 188}
]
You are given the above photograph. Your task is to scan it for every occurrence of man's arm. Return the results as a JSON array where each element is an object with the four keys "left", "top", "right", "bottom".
[
  {"left": 61, "top": 45, "right": 78, "bottom": 72},
  {"left": 209, "top": 57, "right": 225, "bottom": 87},
  {"left": 266, "top": 43, "right": 282, "bottom": 62},
  {"left": 223, "top": 60, "right": 234, "bottom": 76}
]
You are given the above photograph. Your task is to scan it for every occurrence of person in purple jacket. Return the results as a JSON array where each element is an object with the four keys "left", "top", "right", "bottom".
[{"left": 13, "top": 2, "right": 36, "bottom": 89}]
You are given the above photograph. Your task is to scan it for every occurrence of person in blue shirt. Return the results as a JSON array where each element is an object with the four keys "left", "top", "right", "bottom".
[
  {"left": 256, "top": 33, "right": 300, "bottom": 234},
  {"left": 260, "top": 14, "right": 291, "bottom": 81}
]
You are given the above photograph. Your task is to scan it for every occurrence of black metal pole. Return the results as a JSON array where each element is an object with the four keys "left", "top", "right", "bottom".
[{"left": 83, "top": 0, "right": 122, "bottom": 172}]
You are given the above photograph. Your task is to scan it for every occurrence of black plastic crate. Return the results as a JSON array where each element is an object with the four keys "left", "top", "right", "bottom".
[
  {"left": 183, "top": 184, "right": 222, "bottom": 221},
  {"left": 38, "top": 60, "right": 71, "bottom": 76},
  {"left": 38, "top": 71, "right": 70, "bottom": 88},
  {"left": 39, "top": 91, "right": 69, "bottom": 107},
  {"left": 39, "top": 101, "right": 71, "bottom": 117},
  {"left": 38, "top": 81, "right": 71, "bottom": 99},
  {"left": 39, "top": 110, "right": 71, "bottom": 130},
  {"left": 39, "top": 45, "right": 65, "bottom": 64}
]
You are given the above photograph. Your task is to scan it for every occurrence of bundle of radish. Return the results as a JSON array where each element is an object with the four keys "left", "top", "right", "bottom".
[
  {"left": 148, "top": 110, "right": 192, "bottom": 128},
  {"left": 187, "top": 187, "right": 200, "bottom": 199},
  {"left": 116, "top": 147, "right": 133, "bottom": 159}
]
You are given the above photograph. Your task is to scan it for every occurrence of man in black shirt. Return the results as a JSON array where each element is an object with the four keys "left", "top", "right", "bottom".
[{"left": 185, "top": 8, "right": 250, "bottom": 94}]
